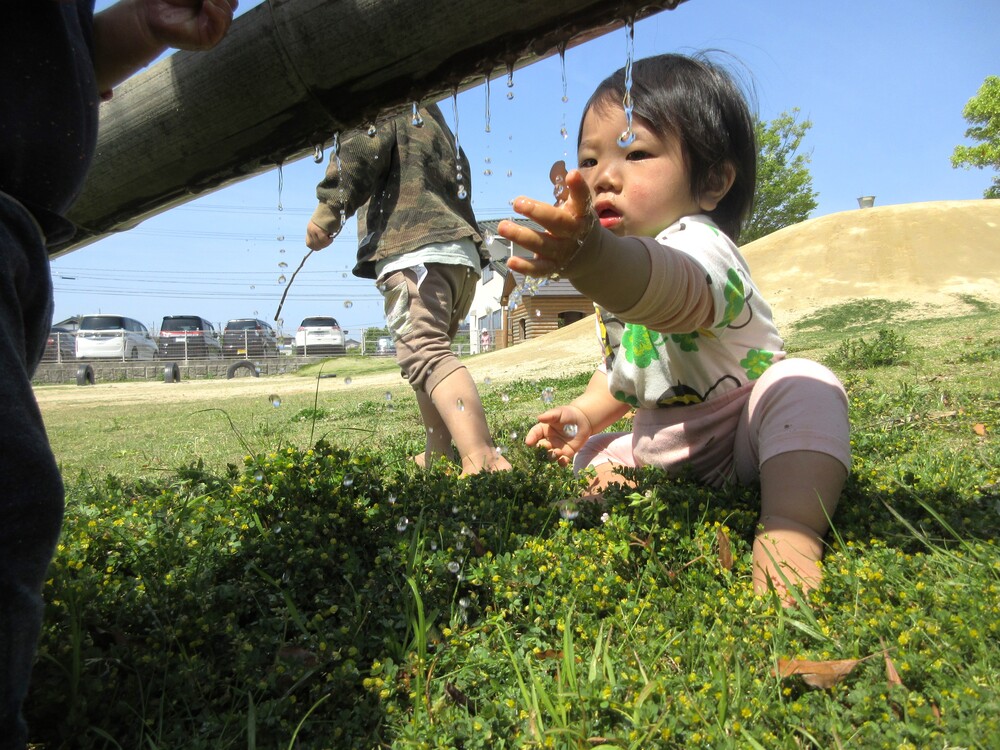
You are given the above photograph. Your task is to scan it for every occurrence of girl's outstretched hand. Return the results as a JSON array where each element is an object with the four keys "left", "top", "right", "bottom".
[
  {"left": 524, "top": 405, "right": 593, "bottom": 467},
  {"left": 143, "top": 0, "right": 238, "bottom": 50},
  {"left": 498, "top": 164, "right": 597, "bottom": 277}
]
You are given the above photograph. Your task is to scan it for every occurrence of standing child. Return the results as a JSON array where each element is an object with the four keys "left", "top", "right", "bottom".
[
  {"left": 497, "top": 53, "right": 850, "bottom": 598},
  {"left": 306, "top": 104, "right": 510, "bottom": 475}
]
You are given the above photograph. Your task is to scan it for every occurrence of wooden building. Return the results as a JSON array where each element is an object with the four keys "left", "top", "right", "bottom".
[{"left": 471, "top": 219, "right": 592, "bottom": 353}]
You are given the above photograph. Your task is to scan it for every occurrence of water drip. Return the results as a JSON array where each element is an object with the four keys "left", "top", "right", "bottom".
[
  {"left": 451, "top": 90, "right": 466, "bottom": 199},
  {"left": 313, "top": 142, "right": 324, "bottom": 163},
  {"left": 618, "top": 17, "right": 636, "bottom": 148},
  {"left": 484, "top": 74, "right": 492, "bottom": 133},
  {"left": 276, "top": 163, "right": 284, "bottom": 211},
  {"left": 411, "top": 102, "right": 424, "bottom": 127}
]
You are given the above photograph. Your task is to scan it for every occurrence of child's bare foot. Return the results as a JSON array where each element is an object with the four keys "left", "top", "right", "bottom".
[
  {"left": 410, "top": 452, "right": 427, "bottom": 468},
  {"left": 459, "top": 451, "right": 512, "bottom": 476}
]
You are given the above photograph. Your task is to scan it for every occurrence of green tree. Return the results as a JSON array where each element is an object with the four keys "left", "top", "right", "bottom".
[
  {"left": 742, "top": 109, "right": 818, "bottom": 245},
  {"left": 951, "top": 75, "right": 1000, "bottom": 199}
]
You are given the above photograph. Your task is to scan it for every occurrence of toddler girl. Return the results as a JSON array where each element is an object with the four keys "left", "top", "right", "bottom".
[{"left": 498, "top": 53, "right": 850, "bottom": 598}]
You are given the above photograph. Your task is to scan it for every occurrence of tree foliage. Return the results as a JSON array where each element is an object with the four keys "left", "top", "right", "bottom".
[
  {"left": 742, "top": 109, "right": 818, "bottom": 245},
  {"left": 951, "top": 75, "right": 1000, "bottom": 199}
]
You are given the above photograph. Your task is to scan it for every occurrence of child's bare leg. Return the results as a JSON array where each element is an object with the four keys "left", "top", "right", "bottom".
[
  {"left": 414, "top": 390, "right": 453, "bottom": 467},
  {"left": 427, "top": 367, "right": 511, "bottom": 474},
  {"left": 754, "top": 450, "right": 846, "bottom": 600}
]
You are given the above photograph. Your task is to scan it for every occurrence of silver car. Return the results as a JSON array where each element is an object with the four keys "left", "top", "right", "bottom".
[{"left": 75, "top": 314, "right": 159, "bottom": 361}]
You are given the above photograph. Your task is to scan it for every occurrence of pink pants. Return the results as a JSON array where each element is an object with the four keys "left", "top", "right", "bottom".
[{"left": 573, "top": 358, "right": 851, "bottom": 488}]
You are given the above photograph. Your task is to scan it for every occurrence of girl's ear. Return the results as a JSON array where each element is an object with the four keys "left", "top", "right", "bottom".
[{"left": 699, "top": 162, "right": 736, "bottom": 212}]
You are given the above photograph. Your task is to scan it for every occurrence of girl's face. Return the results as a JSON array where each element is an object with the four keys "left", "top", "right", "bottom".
[{"left": 577, "top": 104, "right": 713, "bottom": 238}]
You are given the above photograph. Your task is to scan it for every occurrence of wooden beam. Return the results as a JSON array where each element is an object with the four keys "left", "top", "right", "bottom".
[{"left": 56, "top": 0, "right": 687, "bottom": 256}]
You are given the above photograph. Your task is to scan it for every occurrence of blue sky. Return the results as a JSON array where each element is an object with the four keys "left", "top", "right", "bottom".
[{"left": 51, "top": 0, "right": 999, "bottom": 338}]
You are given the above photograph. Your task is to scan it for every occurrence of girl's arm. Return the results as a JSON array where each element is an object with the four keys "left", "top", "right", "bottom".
[
  {"left": 525, "top": 370, "right": 630, "bottom": 466},
  {"left": 92, "top": 0, "right": 237, "bottom": 94},
  {"left": 499, "top": 169, "right": 713, "bottom": 333}
]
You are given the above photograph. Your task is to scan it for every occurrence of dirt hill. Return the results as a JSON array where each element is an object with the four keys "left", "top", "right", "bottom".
[{"left": 741, "top": 199, "right": 1000, "bottom": 327}]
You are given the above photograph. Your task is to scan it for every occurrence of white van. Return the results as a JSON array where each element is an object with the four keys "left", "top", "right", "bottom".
[{"left": 76, "top": 314, "right": 159, "bottom": 361}]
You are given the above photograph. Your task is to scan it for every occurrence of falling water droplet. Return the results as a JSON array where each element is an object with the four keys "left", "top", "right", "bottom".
[
  {"left": 458, "top": 185, "right": 468, "bottom": 200},
  {"left": 411, "top": 102, "right": 424, "bottom": 127},
  {"left": 276, "top": 162, "right": 284, "bottom": 211},
  {"left": 560, "top": 501, "right": 580, "bottom": 521},
  {"left": 456, "top": 398, "right": 465, "bottom": 412},
  {"left": 344, "top": 376, "right": 352, "bottom": 385},
  {"left": 535, "top": 308, "right": 542, "bottom": 317},
  {"left": 384, "top": 391, "right": 393, "bottom": 402},
  {"left": 367, "top": 122, "right": 378, "bottom": 137},
  {"left": 459, "top": 596, "right": 471, "bottom": 609},
  {"left": 276, "top": 234, "right": 285, "bottom": 241},
  {"left": 563, "top": 423, "right": 578, "bottom": 438},
  {"left": 269, "top": 394, "right": 281, "bottom": 407},
  {"left": 501, "top": 393, "right": 510, "bottom": 403},
  {"left": 387, "top": 493, "right": 397, "bottom": 505},
  {"left": 332, "top": 132, "right": 342, "bottom": 172},
  {"left": 483, "top": 168, "right": 493, "bottom": 176},
  {"left": 484, "top": 229, "right": 495, "bottom": 245},
  {"left": 343, "top": 475, "right": 354, "bottom": 487},
  {"left": 279, "top": 247, "right": 286, "bottom": 254},
  {"left": 483, "top": 73, "right": 492, "bottom": 133},
  {"left": 541, "top": 387, "right": 555, "bottom": 404},
  {"left": 343, "top": 300, "right": 353, "bottom": 309},
  {"left": 558, "top": 41, "right": 569, "bottom": 103},
  {"left": 313, "top": 142, "right": 324, "bottom": 163},
  {"left": 618, "top": 17, "right": 636, "bottom": 148},
  {"left": 278, "top": 261, "right": 288, "bottom": 269},
  {"left": 397, "top": 517, "right": 410, "bottom": 533},
  {"left": 505, "top": 63, "right": 515, "bottom": 100},
  {"left": 277, "top": 275, "right": 287, "bottom": 285},
  {"left": 249, "top": 284, "right": 255, "bottom": 290},
  {"left": 483, "top": 376, "right": 492, "bottom": 385},
  {"left": 506, "top": 169, "right": 513, "bottom": 177},
  {"left": 446, "top": 561, "right": 461, "bottom": 574},
  {"left": 254, "top": 470, "right": 264, "bottom": 482}
]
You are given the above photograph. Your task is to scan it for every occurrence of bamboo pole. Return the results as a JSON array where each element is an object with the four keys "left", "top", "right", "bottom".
[{"left": 56, "top": 0, "right": 686, "bottom": 256}]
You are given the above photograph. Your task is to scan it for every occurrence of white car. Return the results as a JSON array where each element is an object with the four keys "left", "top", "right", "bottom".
[
  {"left": 295, "top": 316, "right": 346, "bottom": 355},
  {"left": 76, "top": 314, "right": 159, "bottom": 360}
]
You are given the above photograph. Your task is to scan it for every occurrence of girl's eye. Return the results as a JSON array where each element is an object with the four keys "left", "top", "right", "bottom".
[
  {"left": 578, "top": 157, "right": 597, "bottom": 169},
  {"left": 626, "top": 150, "right": 652, "bottom": 161}
]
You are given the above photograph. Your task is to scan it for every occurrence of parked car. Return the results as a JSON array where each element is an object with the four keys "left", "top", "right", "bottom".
[
  {"left": 75, "top": 314, "right": 158, "bottom": 360},
  {"left": 41, "top": 326, "right": 76, "bottom": 363},
  {"left": 158, "top": 315, "right": 222, "bottom": 359},
  {"left": 295, "top": 316, "right": 346, "bottom": 355},
  {"left": 222, "top": 318, "right": 279, "bottom": 358}
]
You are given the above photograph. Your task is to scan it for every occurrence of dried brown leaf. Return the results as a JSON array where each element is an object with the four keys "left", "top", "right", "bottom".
[
  {"left": 774, "top": 657, "right": 860, "bottom": 689},
  {"left": 973, "top": 423, "right": 987, "bottom": 436},
  {"left": 717, "top": 528, "right": 733, "bottom": 570},
  {"left": 880, "top": 637, "right": 905, "bottom": 689}
]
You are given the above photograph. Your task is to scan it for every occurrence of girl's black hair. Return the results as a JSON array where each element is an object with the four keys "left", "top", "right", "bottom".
[{"left": 580, "top": 53, "right": 757, "bottom": 242}]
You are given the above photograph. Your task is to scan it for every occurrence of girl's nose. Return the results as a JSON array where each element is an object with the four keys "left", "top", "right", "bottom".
[{"left": 591, "top": 160, "right": 622, "bottom": 193}]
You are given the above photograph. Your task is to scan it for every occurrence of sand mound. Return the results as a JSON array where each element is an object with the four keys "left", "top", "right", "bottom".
[{"left": 740, "top": 199, "right": 1000, "bottom": 327}]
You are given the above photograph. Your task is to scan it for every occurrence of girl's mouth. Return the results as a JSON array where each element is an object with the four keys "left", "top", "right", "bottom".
[{"left": 597, "top": 207, "right": 622, "bottom": 229}]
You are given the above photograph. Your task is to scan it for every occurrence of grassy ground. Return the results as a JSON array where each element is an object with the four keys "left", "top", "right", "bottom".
[{"left": 27, "top": 299, "right": 1000, "bottom": 749}]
